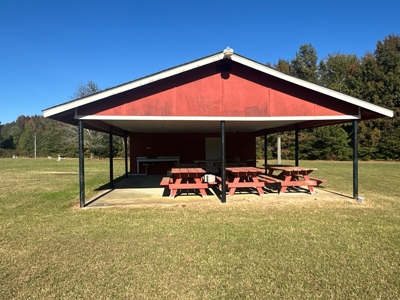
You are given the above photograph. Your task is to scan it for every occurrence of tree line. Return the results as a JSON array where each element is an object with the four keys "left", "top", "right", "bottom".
[
  {"left": 1, "top": 34, "right": 399, "bottom": 160},
  {"left": 256, "top": 34, "right": 399, "bottom": 161},
  {"left": 0, "top": 82, "right": 126, "bottom": 159}
]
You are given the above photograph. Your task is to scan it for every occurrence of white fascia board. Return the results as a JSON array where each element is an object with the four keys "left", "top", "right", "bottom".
[
  {"left": 76, "top": 115, "right": 359, "bottom": 121},
  {"left": 231, "top": 55, "right": 394, "bottom": 118},
  {"left": 43, "top": 52, "right": 226, "bottom": 118}
]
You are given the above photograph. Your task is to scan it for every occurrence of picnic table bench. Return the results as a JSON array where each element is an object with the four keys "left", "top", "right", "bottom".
[
  {"left": 265, "top": 164, "right": 322, "bottom": 195},
  {"left": 222, "top": 167, "right": 266, "bottom": 196},
  {"left": 256, "top": 174, "right": 282, "bottom": 184},
  {"left": 160, "top": 177, "right": 173, "bottom": 187},
  {"left": 160, "top": 167, "right": 209, "bottom": 198},
  {"left": 292, "top": 174, "right": 328, "bottom": 186}
]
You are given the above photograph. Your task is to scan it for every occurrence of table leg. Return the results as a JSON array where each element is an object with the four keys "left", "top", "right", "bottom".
[
  {"left": 251, "top": 176, "right": 265, "bottom": 196},
  {"left": 279, "top": 175, "right": 292, "bottom": 195},
  {"left": 170, "top": 178, "right": 182, "bottom": 198},
  {"left": 194, "top": 177, "right": 208, "bottom": 197},
  {"left": 228, "top": 177, "right": 240, "bottom": 196},
  {"left": 303, "top": 174, "right": 315, "bottom": 194}
]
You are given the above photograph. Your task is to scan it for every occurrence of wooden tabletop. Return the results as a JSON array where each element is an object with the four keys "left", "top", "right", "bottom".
[
  {"left": 226, "top": 167, "right": 265, "bottom": 173},
  {"left": 265, "top": 165, "right": 316, "bottom": 171},
  {"left": 171, "top": 167, "right": 206, "bottom": 176}
]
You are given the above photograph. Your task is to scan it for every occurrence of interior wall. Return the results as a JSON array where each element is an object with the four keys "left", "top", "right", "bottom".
[{"left": 130, "top": 132, "right": 256, "bottom": 175}]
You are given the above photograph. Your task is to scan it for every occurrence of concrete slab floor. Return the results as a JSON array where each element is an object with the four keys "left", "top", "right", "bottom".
[{"left": 84, "top": 175, "right": 353, "bottom": 208}]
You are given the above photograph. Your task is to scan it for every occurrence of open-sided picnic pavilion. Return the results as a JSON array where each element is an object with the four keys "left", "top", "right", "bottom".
[{"left": 43, "top": 48, "right": 393, "bottom": 207}]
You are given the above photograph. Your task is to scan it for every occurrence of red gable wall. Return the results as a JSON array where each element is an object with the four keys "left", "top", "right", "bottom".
[{"left": 88, "top": 61, "right": 358, "bottom": 118}]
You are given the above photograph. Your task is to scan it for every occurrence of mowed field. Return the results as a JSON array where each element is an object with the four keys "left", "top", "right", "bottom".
[{"left": 0, "top": 158, "right": 399, "bottom": 299}]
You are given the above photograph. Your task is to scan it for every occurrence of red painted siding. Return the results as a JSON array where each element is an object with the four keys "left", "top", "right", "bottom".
[
  {"left": 223, "top": 74, "right": 270, "bottom": 116},
  {"left": 175, "top": 74, "right": 223, "bottom": 116},
  {"left": 91, "top": 69, "right": 357, "bottom": 118}
]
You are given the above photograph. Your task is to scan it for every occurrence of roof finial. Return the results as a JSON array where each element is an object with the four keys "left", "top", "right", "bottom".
[{"left": 223, "top": 46, "right": 234, "bottom": 58}]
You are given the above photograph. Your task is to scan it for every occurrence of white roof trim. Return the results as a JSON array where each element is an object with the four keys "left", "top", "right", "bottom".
[
  {"left": 77, "top": 115, "right": 360, "bottom": 121},
  {"left": 43, "top": 50, "right": 394, "bottom": 119}
]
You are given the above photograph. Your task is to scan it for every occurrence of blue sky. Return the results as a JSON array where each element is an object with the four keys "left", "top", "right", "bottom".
[{"left": 0, "top": 0, "right": 399, "bottom": 124}]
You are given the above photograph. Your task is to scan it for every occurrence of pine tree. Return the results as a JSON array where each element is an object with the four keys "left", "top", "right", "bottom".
[{"left": 290, "top": 44, "right": 319, "bottom": 83}]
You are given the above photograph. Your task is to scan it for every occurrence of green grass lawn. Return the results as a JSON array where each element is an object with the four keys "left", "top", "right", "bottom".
[{"left": 1, "top": 158, "right": 399, "bottom": 299}]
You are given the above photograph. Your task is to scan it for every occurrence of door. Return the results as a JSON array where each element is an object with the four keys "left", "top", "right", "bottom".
[{"left": 205, "top": 137, "right": 221, "bottom": 160}]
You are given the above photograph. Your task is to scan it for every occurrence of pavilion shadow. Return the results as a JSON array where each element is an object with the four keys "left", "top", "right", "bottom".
[{"left": 94, "top": 174, "right": 165, "bottom": 191}]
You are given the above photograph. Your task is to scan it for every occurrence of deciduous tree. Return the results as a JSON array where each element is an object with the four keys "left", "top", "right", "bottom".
[
  {"left": 356, "top": 34, "right": 400, "bottom": 159},
  {"left": 318, "top": 53, "right": 360, "bottom": 95}
]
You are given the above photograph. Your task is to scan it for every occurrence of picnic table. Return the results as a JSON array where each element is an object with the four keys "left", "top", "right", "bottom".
[
  {"left": 165, "top": 167, "right": 208, "bottom": 198},
  {"left": 223, "top": 167, "right": 266, "bottom": 196},
  {"left": 264, "top": 164, "right": 321, "bottom": 195}
]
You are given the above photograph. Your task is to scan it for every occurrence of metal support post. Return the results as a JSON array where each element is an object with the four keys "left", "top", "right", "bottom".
[
  {"left": 124, "top": 131, "right": 128, "bottom": 178},
  {"left": 221, "top": 121, "right": 226, "bottom": 203},
  {"left": 264, "top": 132, "right": 267, "bottom": 166},
  {"left": 295, "top": 125, "right": 299, "bottom": 166},
  {"left": 78, "top": 120, "right": 85, "bottom": 208},
  {"left": 353, "top": 120, "right": 359, "bottom": 200},
  {"left": 109, "top": 126, "right": 114, "bottom": 189},
  {"left": 277, "top": 136, "right": 281, "bottom": 164}
]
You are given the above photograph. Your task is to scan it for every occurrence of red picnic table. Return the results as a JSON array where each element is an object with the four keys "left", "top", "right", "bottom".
[
  {"left": 224, "top": 167, "right": 266, "bottom": 196},
  {"left": 168, "top": 167, "right": 208, "bottom": 198},
  {"left": 264, "top": 164, "right": 323, "bottom": 195}
]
